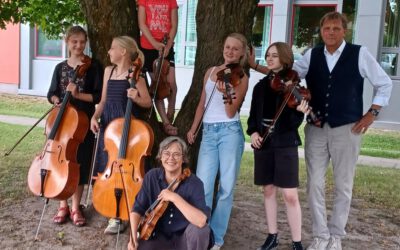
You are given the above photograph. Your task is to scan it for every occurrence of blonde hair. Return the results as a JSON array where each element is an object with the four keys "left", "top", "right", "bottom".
[
  {"left": 265, "top": 42, "right": 294, "bottom": 69},
  {"left": 113, "top": 36, "right": 145, "bottom": 65},
  {"left": 65, "top": 26, "right": 87, "bottom": 43},
  {"left": 223, "top": 33, "right": 248, "bottom": 66}
]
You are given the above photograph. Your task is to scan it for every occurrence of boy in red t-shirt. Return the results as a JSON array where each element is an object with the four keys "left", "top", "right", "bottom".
[{"left": 138, "top": 0, "right": 179, "bottom": 135}]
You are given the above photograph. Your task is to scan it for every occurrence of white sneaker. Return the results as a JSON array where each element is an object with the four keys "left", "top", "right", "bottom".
[
  {"left": 104, "top": 218, "right": 126, "bottom": 234},
  {"left": 307, "top": 237, "right": 329, "bottom": 250},
  {"left": 210, "top": 245, "right": 221, "bottom": 250},
  {"left": 327, "top": 236, "right": 342, "bottom": 250}
]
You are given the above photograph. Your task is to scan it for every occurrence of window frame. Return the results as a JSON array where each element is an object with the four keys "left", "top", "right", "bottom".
[
  {"left": 252, "top": 4, "right": 273, "bottom": 66},
  {"left": 34, "top": 27, "right": 64, "bottom": 59},
  {"left": 379, "top": 0, "right": 400, "bottom": 79}
]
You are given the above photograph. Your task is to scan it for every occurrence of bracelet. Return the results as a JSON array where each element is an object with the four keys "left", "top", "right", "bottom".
[{"left": 254, "top": 62, "right": 259, "bottom": 71}]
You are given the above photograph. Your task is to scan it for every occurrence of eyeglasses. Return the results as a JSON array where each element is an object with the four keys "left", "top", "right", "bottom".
[{"left": 161, "top": 151, "right": 183, "bottom": 160}]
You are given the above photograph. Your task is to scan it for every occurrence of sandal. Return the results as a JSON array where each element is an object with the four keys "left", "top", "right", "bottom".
[
  {"left": 163, "top": 123, "right": 178, "bottom": 136},
  {"left": 70, "top": 206, "right": 86, "bottom": 227},
  {"left": 53, "top": 206, "right": 70, "bottom": 224}
]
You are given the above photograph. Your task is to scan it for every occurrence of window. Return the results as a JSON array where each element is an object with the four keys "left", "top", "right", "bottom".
[
  {"left": 380, "top": 0, "right": 399, "bottom": 76},
  {"left": 291, "top": 5, "right": 336, "bottom": 60},
  {"left": 184, "top": 0, "right": 197, "bottom": 66},
  {"left": 174, "top": 0, "right": 197, "bottom": 66},
  {"left": 252, "top": 5, "right": 272, "bottom": 65},
  {"left": 35, "top": 27, "right": 63, "bottom": 58},
  {"left": 342, "top": 0, "right": 357, "bottom": 42}
]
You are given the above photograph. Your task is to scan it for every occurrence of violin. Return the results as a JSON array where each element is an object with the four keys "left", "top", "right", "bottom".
[
  {"left": 149, "top": 33, "right": 171, "bottom": 100},
  {"left": 216, "top": 63, "right": 245, "bottom": 104},
  {"left": 27, "top": 57, "right": 91, "bottom": 200},
  {"left": 138, "top": 168, "right": 191, "bottom": 240},
  {"left": 270, "top": 69, "right": 321, "bottom": 127},
  {"left": 92, "top": 55, "right": 154, "bottom": 221}
]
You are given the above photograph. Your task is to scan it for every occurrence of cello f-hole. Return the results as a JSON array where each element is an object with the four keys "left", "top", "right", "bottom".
[{"left": 57, "top": 145, "right": 64, "bottom": 164}]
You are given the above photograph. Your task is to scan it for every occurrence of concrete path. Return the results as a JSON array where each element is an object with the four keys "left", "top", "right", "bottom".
[
  {"left": 245, "top": 143, "right": 400, "bottom": 168},
  {"left": 1, "top": 114, "right": 399, "bottom": 169}
]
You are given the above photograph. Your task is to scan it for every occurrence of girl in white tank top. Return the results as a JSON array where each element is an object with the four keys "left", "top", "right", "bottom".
[{"left": 186, "top": 33, "right": 249, "bottom": 248}]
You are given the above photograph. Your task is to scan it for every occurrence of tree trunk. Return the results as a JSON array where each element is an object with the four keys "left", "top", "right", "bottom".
[
  {"left": 79, "top": 0, "right": 164, "bottom": 162},
  {"left": 79, "top": 0, "right": 139, "bottom": 66},
  {"left": 79, "top": 0, "right": 258, "bottom": 168},
  {"left": 174, "top": 0, "right": 258, "bottom": 170}
]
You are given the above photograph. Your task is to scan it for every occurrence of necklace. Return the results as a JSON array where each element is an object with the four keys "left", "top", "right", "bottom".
[{"left": 114, "top": 67, "right": 129, "bottom": 79}]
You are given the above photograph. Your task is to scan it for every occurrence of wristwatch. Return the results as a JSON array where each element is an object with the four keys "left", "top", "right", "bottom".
[{"left": 368, "top": 108, "right": 380, "bottom": 117}]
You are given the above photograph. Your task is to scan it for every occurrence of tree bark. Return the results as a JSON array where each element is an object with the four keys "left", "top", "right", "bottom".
[
  {"left": 79, "top": 0, "right": 163, "bottom": 161},
  {"left": 78, "top": 0, "right": 258, "bottom": 169},
  {"left": 175, "top": 0, "right": 258, "bottom": 169},
  {"left": 79, "top": 0, "right": 139, "bottom": 67}
]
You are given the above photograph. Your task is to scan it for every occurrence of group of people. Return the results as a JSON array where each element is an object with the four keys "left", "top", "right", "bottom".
[{"left": 44, "top": 8, "right": 392, "bottom": 250}]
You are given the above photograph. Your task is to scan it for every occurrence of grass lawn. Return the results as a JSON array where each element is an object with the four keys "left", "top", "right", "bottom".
[
  {"left": 0, "top": 93, "right": 50, "bottom": 118},
  {"left": 1, "top": 93, "right": 399, "bottom": 159},
  {"left": 0, "top": 93, "right": 400, "bottom": 209},
  {"left": 241, "top": 116, "right": 400, "bottom": 159},
  {"left": 238, "top": 152, "right": 400, "bottom": 211},
  {"left": 0, "top": 122, "right": 44, "bottom": 207}
]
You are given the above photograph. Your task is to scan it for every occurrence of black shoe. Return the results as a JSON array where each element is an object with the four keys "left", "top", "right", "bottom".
[
  {"left": 292, "top": 241, "right": 303, "bottom": 250},
  {"left": 257, "top": 233, "right": 278, "bottom": 250}
]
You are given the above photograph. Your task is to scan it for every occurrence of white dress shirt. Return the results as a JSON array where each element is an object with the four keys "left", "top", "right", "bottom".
[{"left": 293, "top": 40, "right": 392, "bottom": 107}]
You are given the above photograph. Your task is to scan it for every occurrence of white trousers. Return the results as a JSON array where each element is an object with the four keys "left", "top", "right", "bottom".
[{"left": 305, "top": 123, "right": 362, "bottom": 239}]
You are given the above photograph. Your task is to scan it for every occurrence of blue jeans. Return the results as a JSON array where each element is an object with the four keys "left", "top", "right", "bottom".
[{"left": 196, "top": 121, "right": 244, "bottom": 246}]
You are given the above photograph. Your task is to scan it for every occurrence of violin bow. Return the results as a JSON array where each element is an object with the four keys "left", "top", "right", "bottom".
[
  {"left": 117, "top": 163, "right": 137, "bottom": 248},
  {"left": 148, "top": 34, "right": 169, "bottom": 119},
  {"left": 83, "top": 128, "right": 100, "bottom": 208},
  {"left": 260, "top": 85, "right": 296, "bottom": 146},
  {"left": 4, "top": 106, "right": 54, "bottom": 156}
]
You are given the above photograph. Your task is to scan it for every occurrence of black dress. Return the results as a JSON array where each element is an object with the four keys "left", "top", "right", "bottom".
[
  {"left": 94, "top": 66, "right": 140, "bottom": 175},
  {"left": 47, "top": 59, "right": 103, "bottom": 184}
]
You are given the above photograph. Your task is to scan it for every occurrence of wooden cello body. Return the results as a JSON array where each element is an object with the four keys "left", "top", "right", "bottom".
[
  {"left": 27, "top": 64, "right": 89, "bottom": 200},
  {"left": 92, "top": 57, "right": 154, "bottom": 221}
]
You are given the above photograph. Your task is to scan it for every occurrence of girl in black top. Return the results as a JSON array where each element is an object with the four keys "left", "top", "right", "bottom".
[
  {"left": 47, "top": 26, "right": 103, "bottom": 227},
  {"left": 247, "top": 42, "right": 309, "bottom": 250}
]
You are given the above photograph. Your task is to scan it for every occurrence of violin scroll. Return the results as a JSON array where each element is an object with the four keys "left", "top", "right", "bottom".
[
  {"left": 270, "top": 69, "right": 300, "bottom": 93},
  {"left": 271, "top": 69, "right": 322, "bottom": 127},
  {"left": 216, "top": 63, "right": 244, "bottom": 104},
  {"left": 76, "top": 55, "right": 92, "bottom": 78},
  {"left": 127, "top": 53, "right": 143, "bottom": 86}
]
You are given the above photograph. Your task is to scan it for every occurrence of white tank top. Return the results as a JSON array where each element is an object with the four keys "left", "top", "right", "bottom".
[{"left": 203, "top": 67, "right": 240, "bottom": 123}]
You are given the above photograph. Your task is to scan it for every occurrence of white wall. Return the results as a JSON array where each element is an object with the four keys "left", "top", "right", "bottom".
[{"left": 355, "top": 0, "right": 400, "bottom": 130}]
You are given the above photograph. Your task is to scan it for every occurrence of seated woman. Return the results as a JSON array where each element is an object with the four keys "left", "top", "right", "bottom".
[{"left": 128, "top": 136, "right": 211, "bottom": 250}]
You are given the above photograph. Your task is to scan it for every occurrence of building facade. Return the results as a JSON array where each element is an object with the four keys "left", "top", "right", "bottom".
[{"left": 0, "top": 0, "right": 399, "bottom": 129}]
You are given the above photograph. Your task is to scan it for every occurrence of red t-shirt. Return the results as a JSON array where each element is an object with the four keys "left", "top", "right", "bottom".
[{"left": 138, "top": 0, "right": 178, "bottom": 49}]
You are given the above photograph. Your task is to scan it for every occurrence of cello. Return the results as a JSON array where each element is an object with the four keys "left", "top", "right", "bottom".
[
  {"left": 27, "top": 60, "right": 91, "bottom": 200},
  {"left": 92, "top": 55, "right": 154, "bottom": 221}
]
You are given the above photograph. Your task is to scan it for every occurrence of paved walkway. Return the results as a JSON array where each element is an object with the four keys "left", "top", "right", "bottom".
[{"left": 1, "top": 114, "right": 399, "bottom": 169}]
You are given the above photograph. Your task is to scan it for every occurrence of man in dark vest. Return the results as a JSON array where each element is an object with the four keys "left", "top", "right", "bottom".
[{"left": 293, "top": 12, "right": 392, "bottom": 250}]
